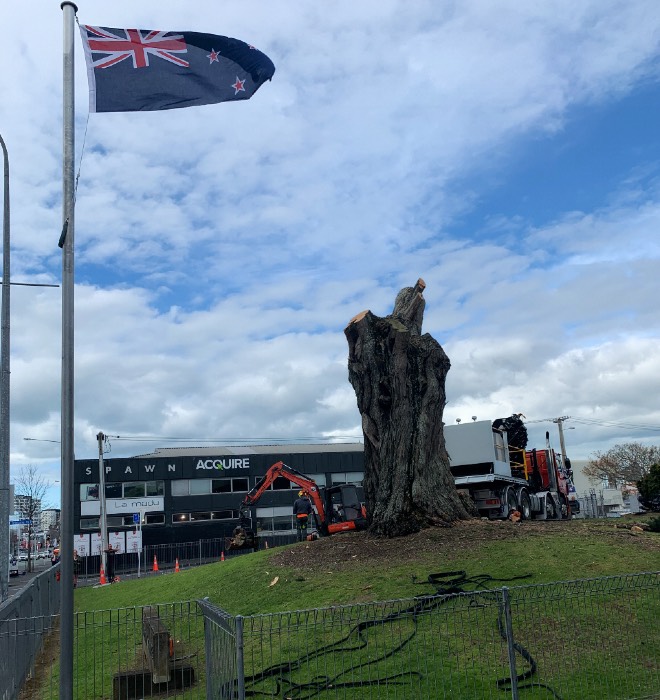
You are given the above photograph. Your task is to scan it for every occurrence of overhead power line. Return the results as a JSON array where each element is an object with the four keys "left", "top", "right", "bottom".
[
  {"left": 526, "top": 416, "right": 660, "bottom": 433},
  {"left": 108, "top": 435, "right": 363, "bottom": 444}
]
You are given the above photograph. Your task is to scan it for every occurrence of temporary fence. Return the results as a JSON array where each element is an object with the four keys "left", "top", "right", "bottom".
[
  {"left": 0, "top": 564, "right": 60, "bottom": 700},
  {"left": 74, "top": 531, "right": 299, "bottom": 586},
  {"left": 203, "top": 571, "right": 659, "bottom": 700},
  {"left": 5, "top": 570, "right": 659, "bottom": 699}
]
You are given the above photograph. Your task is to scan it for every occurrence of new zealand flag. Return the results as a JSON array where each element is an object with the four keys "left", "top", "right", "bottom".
[{"left": 79, "top": 25, "right": 275, "bottom": 112}]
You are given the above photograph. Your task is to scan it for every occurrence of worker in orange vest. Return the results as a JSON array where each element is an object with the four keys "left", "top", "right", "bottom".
[{"left": 293, "top": 491, "right": 313, "bottom": 541}]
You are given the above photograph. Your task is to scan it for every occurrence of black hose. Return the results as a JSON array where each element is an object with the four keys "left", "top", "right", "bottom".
[{"left": 243, "top": 570, "right": 564, "bottom": 699}]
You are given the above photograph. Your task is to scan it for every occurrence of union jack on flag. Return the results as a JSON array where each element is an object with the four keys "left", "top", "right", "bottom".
[
  {"left": 79, "top": 24, "right": 275, "bottom": 113},
  {"left": 83, "top": 26, "right": 189, "bottom": 70}
]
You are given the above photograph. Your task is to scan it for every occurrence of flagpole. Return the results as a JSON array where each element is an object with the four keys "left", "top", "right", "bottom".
[{"left": 60, "top": 3, "right": 77, "bottom": 698}]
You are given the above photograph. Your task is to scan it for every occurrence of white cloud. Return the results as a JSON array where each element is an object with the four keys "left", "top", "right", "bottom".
[{"left": 2, "top": 1, "right": 660, "bottom": 496}]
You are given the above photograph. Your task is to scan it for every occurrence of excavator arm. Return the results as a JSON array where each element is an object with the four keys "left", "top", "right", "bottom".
[{"left": 240, "top": 461, "right": 327, "bottom": 523}]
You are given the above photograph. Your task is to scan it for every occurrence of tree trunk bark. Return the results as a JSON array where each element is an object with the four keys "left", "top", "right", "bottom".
[{"left": 345, "top": 279, "right": 473, "bottom": 537}]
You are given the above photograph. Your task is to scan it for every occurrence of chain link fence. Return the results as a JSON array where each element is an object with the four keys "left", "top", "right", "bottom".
[
  {"left": 3, "top": 570, "right": 659, "bottom": 699},
  {"left": 203, "top": 571, "right": 659, "bottom": 700}
]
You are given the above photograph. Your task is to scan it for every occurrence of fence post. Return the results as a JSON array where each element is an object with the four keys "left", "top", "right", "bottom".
[
  {"left": 202, "top": 614, "right": 213, "bottom": 700},
  {"left": 236, "top": 615, "right": 245, "bottom": 700},
  {"left": 502, "top": 587, "right": 519, "bottom": 700}
]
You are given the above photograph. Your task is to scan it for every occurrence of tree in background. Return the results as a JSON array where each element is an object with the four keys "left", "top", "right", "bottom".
[
  {"left": 583, "top": 443, "right": 660, "bottom": 488},
  {"left": 637, "top": 463, "right": 660, "bottom": 512},
  {"left": 14, "top": 464, "right": 50, "bottom": 573}
]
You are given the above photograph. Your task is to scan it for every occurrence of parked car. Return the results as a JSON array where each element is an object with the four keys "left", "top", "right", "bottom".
[{"left": 18, "top": 552, "right": 28, "bottom": 562}]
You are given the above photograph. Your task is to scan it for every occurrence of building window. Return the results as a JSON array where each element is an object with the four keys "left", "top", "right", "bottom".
[
  {"left": 231, "top": 478, "right": 249, "bottom": 492},
  {"left": 171, "top": 480, "right": 188, "bottom": 496},
  {"left": 146, "top": 481, "right": 164, "bottom": 496},
  {"left": 330, "top": 472, "right": 363, "bottom": 486},
  {"left": 190, "top": 479, "right": 211, "bottom": 496},
  {"left": 80, "top": 484, "right": 99, "bottom": 501},
  {"left": 255, "top": 506, "right": 296, "bottom": 534},
  {"left": 212, "top": 479, "right": 231, "bottom": 494},
  {"left": 124, "top": 482, "right": 145, "bottom": 498},
  {"left": 212, "top": 510, "right": 238, "bottom": 520},
  {"left": 173, "top": 513, "right": 190, "bottom": 523},
  {"left": 105, "top": 483, "right": 122, "bottom": 499},
  {"left": 190, "top": 511, "right": 211, "bottom": 522},
  {"left": 80, "top": 517, "right": 99, "bottom": 529},
  {"left": 145, "top": 513, "right": 165, "bottom": 525}
]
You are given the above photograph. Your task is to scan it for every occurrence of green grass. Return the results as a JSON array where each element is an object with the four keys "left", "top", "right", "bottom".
[
  {"left": 75, "top": 521, "right": 660, "bottom": 614},
  {"left": 43, "top": 522, "right": 660, "bottom": 699}
]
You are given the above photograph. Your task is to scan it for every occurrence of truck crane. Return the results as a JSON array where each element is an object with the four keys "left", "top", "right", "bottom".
[
  {"left": 445, "top": 419, "right": 576, "bottom": 520},
  {"left": 228, "top": 461, "right": 367, "bottom": 550}
]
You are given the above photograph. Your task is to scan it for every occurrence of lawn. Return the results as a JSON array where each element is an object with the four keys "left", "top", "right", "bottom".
[{"left": 55, "top": 517, "right": 660, "bottom": 700}]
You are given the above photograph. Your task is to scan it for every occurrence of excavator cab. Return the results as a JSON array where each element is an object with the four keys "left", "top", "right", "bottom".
[{"left": 323, "top": 484, "right": 367, "bottom": 534}]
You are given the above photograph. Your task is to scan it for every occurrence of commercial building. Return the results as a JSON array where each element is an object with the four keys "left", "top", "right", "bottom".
[{"left": 73, "top": 444, "right": 364, "bottom": 551}]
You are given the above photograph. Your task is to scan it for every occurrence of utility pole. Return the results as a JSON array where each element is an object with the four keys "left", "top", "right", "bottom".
[
  {"left": 0, "top": 132, "right": 10, "bottom": 603},
  {"left": 97, "top": 432, "right": 108, "bottom": 578},
  {"left": 553, "top": 416, "right": 570, "bottom": 466}
]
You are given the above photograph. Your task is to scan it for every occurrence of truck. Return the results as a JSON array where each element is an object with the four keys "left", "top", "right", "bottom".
[
  {"left": 445, "top": 419, "right": 575, "bottom": 520},
  {"left": 229, "top": 460, "right": 368, "bottom": 550}
]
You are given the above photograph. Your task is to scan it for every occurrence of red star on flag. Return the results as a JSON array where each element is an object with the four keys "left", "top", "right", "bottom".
[
  {"left": 207, "top": 48, "right": 220, "bottom": 63},
  {"left": 232, "top": 76, "right": 246, "bottom": 94}
]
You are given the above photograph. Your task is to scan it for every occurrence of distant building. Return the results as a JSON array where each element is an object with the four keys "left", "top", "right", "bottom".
[
  {"left": 14, "top": 494, "right": 42, "bottom": 530},
  {"left": 40, "top": 508, "right": 61, "bottom": 532},
  {"left": 570, "top": 459, "right": 637, "bottom": 517},
  {"left": 74, "top": 444, "right": 364, "bottom": 550}
]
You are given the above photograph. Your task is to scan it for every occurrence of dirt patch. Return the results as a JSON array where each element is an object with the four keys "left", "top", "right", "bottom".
[{"left": 272, "top": 517, "right": 660, "bottom": 574}]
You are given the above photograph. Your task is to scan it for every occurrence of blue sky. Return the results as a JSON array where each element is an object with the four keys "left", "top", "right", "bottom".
[{"left": 2, "top": 0, "right": 660, "bottom": 509}]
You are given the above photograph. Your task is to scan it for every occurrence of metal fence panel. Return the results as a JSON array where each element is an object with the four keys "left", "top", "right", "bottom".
[
  {"left": 0, "top": 565, "right": 60, "bottom": 700},
  {"left": 6, "top": 570, "right": 660, "bottom": 700},
  {"left": 72, "top": 601, "right": 206, "bottom": 700},
  {"left": 506, "top": 572, "right": 660, "bottom": 700},
  {"left": 197, "top": 599, "right": 241, "bottom": 700}
]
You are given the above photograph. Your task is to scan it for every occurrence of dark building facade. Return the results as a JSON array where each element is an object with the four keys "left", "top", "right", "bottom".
[{"left": 74, "top": 444, "right": 364, "bottom": 551}]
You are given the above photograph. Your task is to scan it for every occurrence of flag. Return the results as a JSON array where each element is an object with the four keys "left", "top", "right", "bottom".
[{"left": 79, "top": 25, "right": 275, "bottom": 113}]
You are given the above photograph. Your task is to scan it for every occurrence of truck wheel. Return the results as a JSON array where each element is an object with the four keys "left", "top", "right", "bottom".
[
  {"left": 545, "top": 494, "right": 561, "bottom": 520},
  {"left": 518, "top": 488, "right": 532, "bottom": 520},
  {"left": 504, "top": 487, "right": 518, "bottom": 518}
]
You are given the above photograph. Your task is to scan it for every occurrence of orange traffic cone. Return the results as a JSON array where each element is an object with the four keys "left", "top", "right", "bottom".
[
  {"left": 99, "top": 566, "right": 107, "bottom": 585},
  {"left": 220, "top": 551, "right": 225, "bottom": 562},
  {"left": 153, "top": 555, "right": 159, "bottom": 572},
  {"left": 175, "top": 558, "right": 180, "bottom": 573}
]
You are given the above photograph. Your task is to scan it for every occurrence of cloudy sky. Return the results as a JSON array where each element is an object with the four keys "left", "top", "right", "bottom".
[{"left": 2, "top": 1, "right": 660, "bottom": 508}]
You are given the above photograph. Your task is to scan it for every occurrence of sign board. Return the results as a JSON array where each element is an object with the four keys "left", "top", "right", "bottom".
[
  {"left": 73, "top": 533, "right": 91, "bottom": 558},
  {"left": 107, "top": 497, "right": 164, "bottom": 515},
  {"left": 9, "top": 519, "right": 32, "bottom": 525},
  {"left": 108, "top": 531, "right": 125, "bottom": 554},
  {"left": 81, "top": 497, "right": 164, "bottom": 517},
  {"left": 125, "top": 529, "right": 142, "bottom": 553},
  {"left": 133, "top": 513, "right": 140, "bottom": 524},
  {"left": 91, "top": 532, "right": 102, "bottom": 555}
]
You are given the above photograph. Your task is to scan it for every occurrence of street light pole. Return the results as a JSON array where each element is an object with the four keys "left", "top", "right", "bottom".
[{"left": 0, "top": 132, "right": 11, "bottom": 603}]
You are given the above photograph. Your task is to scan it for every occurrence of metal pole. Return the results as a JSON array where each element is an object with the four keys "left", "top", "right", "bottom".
[
  {"left": 97, "top": 432, "right": 108, "bottom": 576},
  {"left": 553, "top": 416, "right": 570, "bottom": 465},
  {"left": 0, "top": 132, "right": 9, "bottom": 603},
  {"left": 236, "top": 615, "right": 246, "bottom": 700},
  {"left": 501, "top": 587, "right": 520, "bottom": 700},
  {"left": 60, "top": 3, "right": 78, "bottom": 698}
]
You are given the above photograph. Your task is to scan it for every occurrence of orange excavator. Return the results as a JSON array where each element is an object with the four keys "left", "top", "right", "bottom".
[{"left": 229, "top": 461, "right": 367, "bottom": 549}]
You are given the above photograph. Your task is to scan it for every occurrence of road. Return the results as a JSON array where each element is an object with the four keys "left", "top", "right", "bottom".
[{"left": 7, "top": 556, "right": 52, "bottom": 599}]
